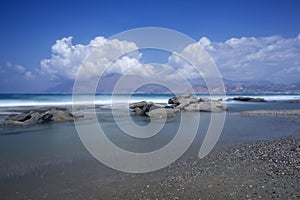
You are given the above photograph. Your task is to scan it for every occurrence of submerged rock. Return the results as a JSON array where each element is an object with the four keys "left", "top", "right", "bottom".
[
  {"left": 183, "top": 101, "right": 225, "bottom": 112},
  {"left": 146, "top": 108, "right": 178, "bottom": 119},
  {"left": 228, "top": 96, "right": 266, "bottom": 102}
]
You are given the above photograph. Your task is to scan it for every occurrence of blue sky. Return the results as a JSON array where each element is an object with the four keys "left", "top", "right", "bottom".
[{"left": 0, "top": 0, "right": 300, "bottom": 92}]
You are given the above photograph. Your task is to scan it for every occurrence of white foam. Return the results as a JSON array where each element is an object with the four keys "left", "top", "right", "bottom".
[{"left": 0, "top": 94, "right": 299, "bottom": 108}]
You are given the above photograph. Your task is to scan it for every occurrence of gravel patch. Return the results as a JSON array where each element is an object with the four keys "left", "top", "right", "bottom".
[{"left": 240, "top": 109, "right": 300, "bottom": 122}]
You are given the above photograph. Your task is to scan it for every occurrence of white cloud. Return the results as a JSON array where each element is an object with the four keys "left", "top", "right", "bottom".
[
  {"left": 14, "top": 65, "right": 25, "bottom": 73},
  {"left": 108, "top": 56, "right": 156, "bottom": 77},
  {"left": 0, "top": 62, "right": 35, "bottom": 78},
  {"left": 199, "top": 34, "right": 300, "bottom": 83},
  {"left": 6, "top": 62, "right": 12, "bottom": 68},
  {"left": 39, "top": 34, "right": 300, "bottom": 85},
  {"left": 167, "top": 41, "right": 222, "bottom": 82},
  {"left": 24, "top": 71, "right": 35, "bottom": 80},
  {"left": 40, "top": 36, "right": 142, "bottom": 79}
]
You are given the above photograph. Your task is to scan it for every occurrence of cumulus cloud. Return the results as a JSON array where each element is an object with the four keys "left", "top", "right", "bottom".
[
  {"left": 40, "top": 36, "right": 144, "bottom": 80},
  {"left": 199, "top": 34, "right": 300, "bottom": 83}
]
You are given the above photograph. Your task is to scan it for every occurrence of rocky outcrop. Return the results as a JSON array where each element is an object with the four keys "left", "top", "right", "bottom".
[
  {"left": 180, "top": 97, "right": 225, "bottom": 112},
  {"left": 129, "top": 101, "right": 178, "bottom": 119},
  {"left": 0, "top": 107, "right": 84, "bottom": 126},
  {"left": 129, "top": 94, "right": 226, "bottom": 119},
  {"left": 228, "top": 97, "right": 266, "bottom": 102}
]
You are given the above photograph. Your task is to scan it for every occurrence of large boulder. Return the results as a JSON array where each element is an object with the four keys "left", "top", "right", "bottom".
[
  {"left": 1, "top": 111, "right": 53, "bottom": 126},
  {"left": 0, "top": 107, "right": 84, "bottom": 126},
  {"left": 168, "top": 94, "right": 198, "bottom": 105}
]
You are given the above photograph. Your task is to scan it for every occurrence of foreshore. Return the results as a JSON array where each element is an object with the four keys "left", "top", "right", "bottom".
[
  {"left": 0, "top": 133, "right": 299, "bottom": 199},
  {"left": 98, "top": 134, "right": 300, "bottom": 199}
]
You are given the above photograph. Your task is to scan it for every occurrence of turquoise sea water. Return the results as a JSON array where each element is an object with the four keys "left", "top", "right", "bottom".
[{"left": 0, "top": 93, "right": 300, "bottom": 107}]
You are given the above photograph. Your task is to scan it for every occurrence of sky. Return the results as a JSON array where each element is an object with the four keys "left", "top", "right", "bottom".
[{"left": 0, "top": 0, "right": 299, "bottom": 93}]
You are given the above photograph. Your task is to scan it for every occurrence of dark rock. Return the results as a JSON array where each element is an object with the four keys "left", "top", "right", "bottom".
[
  {"left": 198, "top": 98, "right": 211, "bottom": 102},
  {"left": 168, "top": 94, "right": 226, "bottom": 112},
  {"left": 130, "top": 101, "right": 167, "bottom": 116},
  {"left": 168, "top": 94, "right": 198, "bottom": 105},
  {"left": 230, "top": 97, "right": 266, "bottom": 102},
  {"left": 6, "top": 111, "right": 35, "bottom": 122},
  {"left": 130, "top": 101, "right": 152, "bottom": 116},
  {"left": 36, "top": 112, "right": 53, "bottom": 124},
  {"left": 130, "top": 94, "right": 226, "bottom": 120},
  {"left": 249, "top": 98, "right": 267, "bottom": 102},
  {"left": 129, "top": 101, "right": 148, "bottom": 109},
  {"left": 0, "top": 107, "right": 84, "bottom": 126},
  {"left": 288, "top": 100, "right": 300, "bottom": 103}
]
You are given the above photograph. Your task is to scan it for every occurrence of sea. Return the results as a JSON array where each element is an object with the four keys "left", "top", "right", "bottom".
[{"left": 0, "top": 94, "right": 299, "bottom": 183}]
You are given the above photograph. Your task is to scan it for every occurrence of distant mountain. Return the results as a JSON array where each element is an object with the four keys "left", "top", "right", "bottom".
[
  {"left": 47, "top": 75, "right": 300, "bottom": 94},
  {"left": 222, "top": 79, "right": 273, "bottom": 86},
  {"left": 47, "top": 80, "right": 74, "bottom": 93},
  {"left": 225, "top": 82, "right": 300, "bottom": 94}
]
